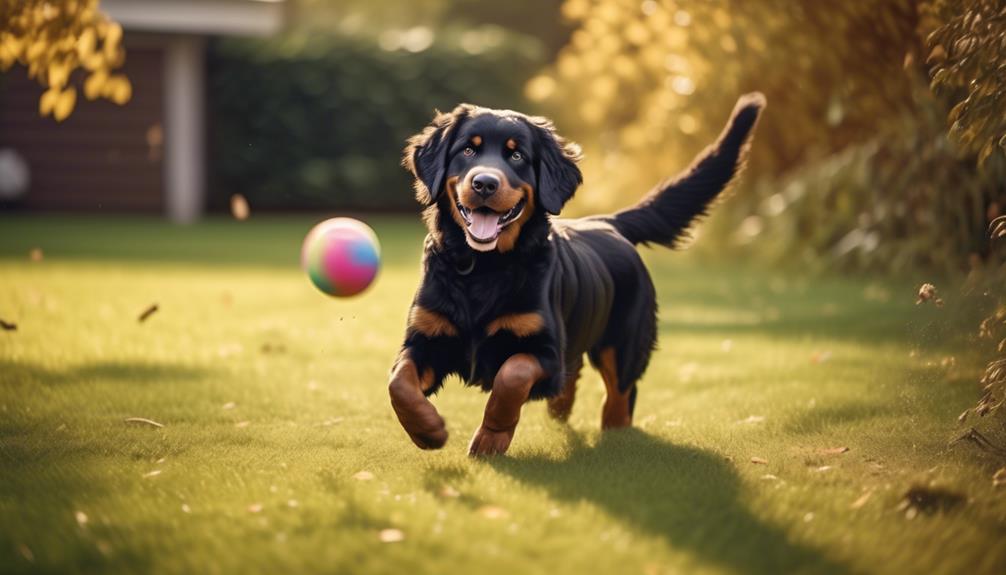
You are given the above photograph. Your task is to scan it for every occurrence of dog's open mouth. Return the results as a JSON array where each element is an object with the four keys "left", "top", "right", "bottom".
[{"left": 456, "top": 199, "right": 526, "bottom": 244}]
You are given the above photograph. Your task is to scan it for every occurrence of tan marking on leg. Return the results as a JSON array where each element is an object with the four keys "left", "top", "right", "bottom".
[
  {"left": 548, "top": 356, "right": 583, "bottom": 422},
  {"left": 599, "top": 347, "right": 633, "bottom": 430},
  {"left": 468, "top": 353, "right": 544, "bottom": 457},
  {"left": 420, "top": 367, "right": 435, "bottom": 393},
  {"left": 389, "top": 351, "right": 448, "bottom": 449},
  {"left": 409, "top": 305, "right": 458, "bottom": 338},
  {"left": 486, "top": 312, "right": 544, "bottom": 338}
]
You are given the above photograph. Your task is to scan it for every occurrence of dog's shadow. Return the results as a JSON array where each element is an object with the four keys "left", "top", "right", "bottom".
[{"left": 490, "top": 428, "right": 849, "bottom": 575}]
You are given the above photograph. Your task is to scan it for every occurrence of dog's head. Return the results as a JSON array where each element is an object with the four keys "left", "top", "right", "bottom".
[{"left": 404, "top": 105, "right": 582, "bottom": 253}]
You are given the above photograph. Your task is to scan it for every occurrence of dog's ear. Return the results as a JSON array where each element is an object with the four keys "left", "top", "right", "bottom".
[
  {"left": 403, "top": 105, "right": 472, "bottom": 204},
  {"left": 525, "top": 116, "right": 583, "bottom": 215}
]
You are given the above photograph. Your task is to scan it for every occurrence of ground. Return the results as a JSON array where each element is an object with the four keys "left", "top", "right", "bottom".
[{"left": 1, "top": 215, "right": 1004, "bottom": 575}]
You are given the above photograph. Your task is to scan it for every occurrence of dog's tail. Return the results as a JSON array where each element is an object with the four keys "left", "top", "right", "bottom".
[{"left": 609, "top": 92, "right": 765, "bottom": 248}]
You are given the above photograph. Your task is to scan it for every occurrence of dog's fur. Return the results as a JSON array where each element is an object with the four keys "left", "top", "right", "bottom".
[{"left": 389, "top": 93, "right": 765, "bottom": 455}]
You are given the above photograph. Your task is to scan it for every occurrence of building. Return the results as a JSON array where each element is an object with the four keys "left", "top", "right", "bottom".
[{"left": 0, "top": 0, "right": 285, "bottom": 222}]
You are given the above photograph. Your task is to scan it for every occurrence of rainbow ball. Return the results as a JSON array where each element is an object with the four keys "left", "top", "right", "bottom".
[{"left": 301, "top": 218, "right": 381, "bottom": 297}]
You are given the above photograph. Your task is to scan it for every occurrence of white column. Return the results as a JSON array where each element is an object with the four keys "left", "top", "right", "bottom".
[{"left": 163, "top": 35, "right": 205, "bottom": 223}]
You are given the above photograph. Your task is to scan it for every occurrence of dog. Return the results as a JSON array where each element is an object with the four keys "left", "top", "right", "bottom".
[{"left": 388, "top": 93, "right": 765, "bottom": 456}]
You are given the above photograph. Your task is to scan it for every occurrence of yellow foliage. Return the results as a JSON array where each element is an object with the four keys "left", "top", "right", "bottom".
[{"left": 0, "top": 0, "right": 131, "bottom": 121}]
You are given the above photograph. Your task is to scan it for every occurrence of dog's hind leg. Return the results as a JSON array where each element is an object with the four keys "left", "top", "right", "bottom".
[
  {"left": 547, "top": 355, "right": 583, "bottom": 422},
  {"left": 597, "top": 347, "right": 635, "bottom": 430}
]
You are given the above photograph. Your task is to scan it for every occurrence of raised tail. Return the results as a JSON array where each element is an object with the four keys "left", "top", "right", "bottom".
[{"left": 609, "top": 92, "right": 766, "bottom": 247}]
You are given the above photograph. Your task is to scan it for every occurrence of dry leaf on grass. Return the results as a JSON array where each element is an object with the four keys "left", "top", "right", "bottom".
[
  {"left": 439, "top": 485, "right": 460, "bottom": 498},
  {"left": 124, "top": 417, "right": 164, "bottom": 428},
  {"left": 181, "top": 504, "right": 191, "bottom": 513},
  {"left": 17, "top": 543, "right": 34, "bottom": 562},
  {"left": 810, "top": 350, "right": 832, "bottom": 364},
  {"left": 993, "top": 467, "right": 1006, "bottom": 488},
  {"left": 142, "top": 470, "right": 162, "bottom": 478},
  {"left": 0, "top": 319, "right": 17, "bottom": 331},
  {"left": 234, "top": 421, "right": 250, "bottom": 428},
  {"left": 736, "top": 415, "right": 765, "bottom": 424},
  {"left": 137, "top": 303, "right": 158, "bottom": 323},
  {"left": 819, "top": 446, "right": 850, "bottom": 455},
  {"left": 850, "top": 490, "right": 873, "bottom": 510},
  {"left": 247, "top": 503, "right": 263, "bottom": 513},
  {"left": 352, "top": 471, "right": 375, "bottom": 481},
  {"left": 75, "top": 511, "right": 88, "bottom": 527},
  {"left": 222, "top": 402, "right": 236, "bottom": 410},
  {"left": 29, "top": 248, "right": 43, "bottom": 262},
  {"left": 478, "top": 505, "right": 509, "bottom": 519},
  {"left": 750, "top": 457, "right": 768, "bottom": 465},
  {"left": 379, "top": 528, "right": 404, "bottom": 543}
]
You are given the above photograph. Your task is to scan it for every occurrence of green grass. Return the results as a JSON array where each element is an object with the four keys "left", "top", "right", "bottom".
[{"left": 1, "top": 214, "right": 1004, "bottom": 575}]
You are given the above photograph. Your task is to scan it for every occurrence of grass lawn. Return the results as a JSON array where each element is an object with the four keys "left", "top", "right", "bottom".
[{"left": 1, "top": 214, "right": 1004, "bottom": 575}]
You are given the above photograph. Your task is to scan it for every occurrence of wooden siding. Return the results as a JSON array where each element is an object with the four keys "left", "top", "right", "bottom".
[{"left": 0, "top": 45, "right": 164, "bottom": 212}]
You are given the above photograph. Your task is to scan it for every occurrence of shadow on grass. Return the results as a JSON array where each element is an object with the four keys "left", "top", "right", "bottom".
[
  {"left": 0, "top": 360, "right": 210, "bottom": 387},
  {"left": 492, "top": 429, "right": 851, "bottom": 575}
]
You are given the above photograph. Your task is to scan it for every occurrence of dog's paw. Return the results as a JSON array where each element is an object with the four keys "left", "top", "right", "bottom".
[
  {"left": 389, "top": 380, "right": 448, "bottom": 450},
  {"left": 467, "top": 425, "right": 514, "bottom": 457}
]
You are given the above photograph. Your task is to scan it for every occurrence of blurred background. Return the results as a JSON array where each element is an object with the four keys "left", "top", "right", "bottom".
[{"left": 1, "top": 0, "right": 1004, "bottom": 276}]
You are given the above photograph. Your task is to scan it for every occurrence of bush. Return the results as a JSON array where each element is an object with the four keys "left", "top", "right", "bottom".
[{"left": 207, "top": 29, "right": 542, "bottom": 211}]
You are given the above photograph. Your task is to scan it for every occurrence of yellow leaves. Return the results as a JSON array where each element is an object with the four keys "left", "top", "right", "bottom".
[
  {"left": 77, "top": 28, "right": 96, "bottom": 60},
  {"left": 3, "top": 0, "right": 130, "bottom": 120}
]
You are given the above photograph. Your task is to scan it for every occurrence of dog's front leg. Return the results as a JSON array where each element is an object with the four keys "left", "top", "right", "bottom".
[
  {"left": 468, "top": 353, "right": 544, "bottom": 457},
  {"left": 389, "top": 351, "right": 448, "bottom": 449}
]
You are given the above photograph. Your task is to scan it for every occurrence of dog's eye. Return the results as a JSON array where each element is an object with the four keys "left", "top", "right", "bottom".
[
  {"left": 510, "top": 151, "right": 523, "bottom": 162},
  {"left": 463, "top": 146, "right": 475, "bottom": 157}
]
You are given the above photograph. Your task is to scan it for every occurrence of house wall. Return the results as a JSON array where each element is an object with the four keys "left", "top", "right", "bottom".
[{"left": 0, "top": 43, "right": 165, "bottom": 212}]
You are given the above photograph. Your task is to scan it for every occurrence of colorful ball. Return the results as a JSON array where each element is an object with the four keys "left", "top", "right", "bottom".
[{"left": 301, "top": 218, "right": 381, "bottom": 297}]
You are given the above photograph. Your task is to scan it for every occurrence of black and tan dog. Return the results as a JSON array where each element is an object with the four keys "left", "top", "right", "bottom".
[{"left": 389, "top": 93, "right": 765, "bottom": 456}]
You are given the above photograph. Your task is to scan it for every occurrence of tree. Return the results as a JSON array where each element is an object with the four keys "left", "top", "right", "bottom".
[
  {"left": 925, "top": 0, "right": 1006, "bottom": 168},
  {"left": 0, "top": 0, "right": 131, "bottom": 121}
]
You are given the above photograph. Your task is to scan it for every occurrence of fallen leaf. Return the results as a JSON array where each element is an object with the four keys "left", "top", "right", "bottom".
[
  {"left": 0, "top": 319, "right": 17, "bottom": 331},
  {"left": 287, "top": 499, "right": 299, "bottom": 508},
  {"left": 819, "top": 446, "right": 850, "bottom": 455},
  {"left": 247, "top": 503, "right": 263, "bottom": 513},
  {"left": 75, "top": 511, "right": 88, "bottom": 527},
  {"left": 737, "top": 415, "right": 765, "bottom": 424},
  {"left": 234, "top": 421, "right": 250, "bottom": 428},
  {"left": 993, "top": 467, "right": 1006, "bottom": 488},
  {"left": 143, "top": 470, "right": 162, "bottom": 478},
  {"left": 812, "top": 466, "right": 833, "bottom": 473},
  {"left": 378, "top": 528, "right": 404, "bottom": 543},
  {"left": 137, "top": 303, "right": 159, "bottom": 323},
  {"left": 439, "top": 485, "right": 460, "bottom": 498},
  {"left": 124, "top": 417, "right": 164, "bottom": 428},
  {"left": 810, "top": 350, "right": 832, "bottom": 364},
  {"left": 760, "top": 474, "right": 779, "bottom": 481},
  {"left": 750, "top": 457, "right": 768, "bottom": 465},
  {"left": 352, "top": 471, "right": 375, "bottom": 481},
  {"left": 478, "top": 505, "right": 509, "bottom": 519},
  {"left": 29, "top": 248, "right": 43, "bottom": 262},
  {"left": 17, "top": 543, "right": 33, "bottom": 562},
  {"left": 721, "top": 339, "right": 734, "bottom": 352},
  {"left": 181, "top": 504, "right": 191, "bottom": 513},
  {"left": 850, "top": 490, "right": 873, "bottom": 510},
  {"left": 222, "top": 402, "right": 236, "bottom": 410},
  {"left": 803, "top": 512, "right": 814, "bottom": 522},
  {"left": 230, "top": 194, "right": 250, "bottom": 221}
]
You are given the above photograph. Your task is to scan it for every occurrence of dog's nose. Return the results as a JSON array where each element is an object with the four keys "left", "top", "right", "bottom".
[{"left": 471, "top": 173, "right": 499, "bottom": 198}]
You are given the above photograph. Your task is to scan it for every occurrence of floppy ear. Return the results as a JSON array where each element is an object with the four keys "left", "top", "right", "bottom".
[
  {"left": 525, "top": 116, "right": 583, "bottom": 215},
  {"left": 402, "top": 105, "right": 471, "bottom": 204}
]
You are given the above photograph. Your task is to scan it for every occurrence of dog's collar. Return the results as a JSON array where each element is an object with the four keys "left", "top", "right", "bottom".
[{"left": 455, "top": 253, "right": 475, "bottom": 276}]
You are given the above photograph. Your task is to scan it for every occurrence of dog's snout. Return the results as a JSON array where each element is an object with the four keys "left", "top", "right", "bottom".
[{"left": 471, "top": 173, "right": 499, "bottom": 198}]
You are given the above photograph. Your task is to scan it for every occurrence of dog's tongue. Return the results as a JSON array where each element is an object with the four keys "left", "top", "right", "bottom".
[{"left": 468, "top": 211, "right": 500, "bottom": 241}]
